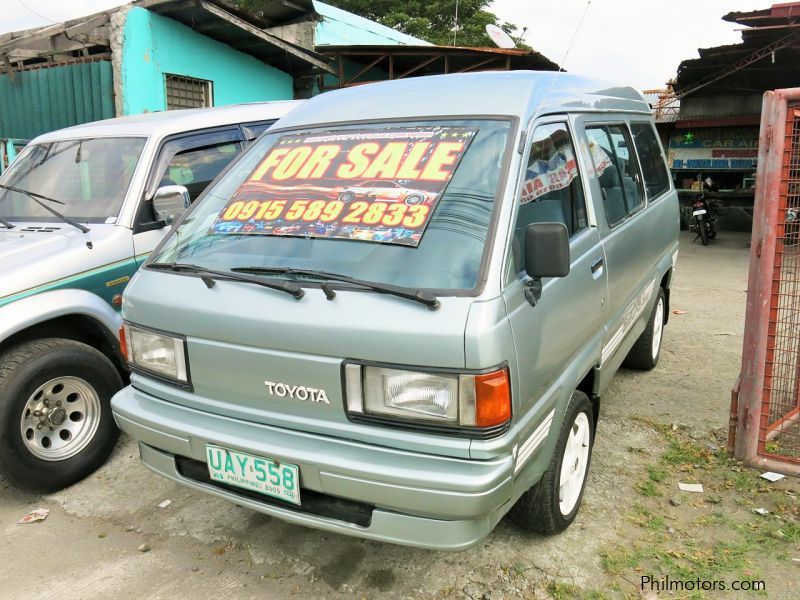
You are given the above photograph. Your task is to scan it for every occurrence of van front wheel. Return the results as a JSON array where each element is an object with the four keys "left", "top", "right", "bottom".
[
  {"left": 623, "top": 288, "right": 666, "bottom": 370},
  {"left": 509, "top": 391, "right": 594, "bottom": 534},
  {"left": 0, "top": 339, "right": 122, "bottom": 492}
]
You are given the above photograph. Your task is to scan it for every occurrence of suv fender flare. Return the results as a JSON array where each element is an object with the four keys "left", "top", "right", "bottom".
[{"left": 0, "top": 289, "right": 122, "bottom": 353}]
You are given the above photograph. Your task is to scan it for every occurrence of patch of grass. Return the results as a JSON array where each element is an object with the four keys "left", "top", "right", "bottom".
[
  {"left": 600, "top": 545, "right": 644, "bottom": 575},
  {"left": 602, "top": 425, "right": 799, "bottom": 597},
  {"left": 547, "top": 581, "right": 582, "bottom": 600},
  {"left": 636, "top": 479, "right": 661, "bottom": 497},
  {"left": 643, "top": 515, "right": 666, "bottom": 533},
  {"left": 646, "top": 464, "right": 669, "bottom": 483},
  {"left": 546, "top": 581, "right": 612, "bottom": 600},
  {"left": 661, "top": 438, "right": 710, "bottom": 467}
]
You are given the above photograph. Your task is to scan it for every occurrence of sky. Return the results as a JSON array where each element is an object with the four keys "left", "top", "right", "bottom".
[
  {"left": 491, "top": 0, "right": 773, "bottom": 90},
  {"left": 1, "top": 0, "right": 775, "bottom": 91}
]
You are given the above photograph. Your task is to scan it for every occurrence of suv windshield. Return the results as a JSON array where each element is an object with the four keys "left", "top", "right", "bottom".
[
  {"left": 150, "top": 119, "right": 511, "bottom": 291},
  {"left": 0, "top": 137, "right": 146, "bottom": 223}
]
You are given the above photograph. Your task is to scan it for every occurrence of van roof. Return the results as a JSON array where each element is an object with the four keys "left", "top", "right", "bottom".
[
  {"left": 274, "top": 71, "right": 650, "bottom": 131},
  {"left": 32, "top": 101, "right": 304, "bottom": 143}
]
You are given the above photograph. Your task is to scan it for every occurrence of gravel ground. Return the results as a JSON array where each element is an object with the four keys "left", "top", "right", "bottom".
[{"left": 2, "top": 230, "right": 783, "bottom": 600}]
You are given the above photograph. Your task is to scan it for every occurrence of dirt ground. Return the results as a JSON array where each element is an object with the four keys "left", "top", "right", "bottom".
[{"left": 1, "top": 230, "right": 798, "bottom": 600}]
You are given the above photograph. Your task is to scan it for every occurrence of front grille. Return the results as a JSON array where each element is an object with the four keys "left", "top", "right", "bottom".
[{"left": 175, "top": 456, "right": 374, "bottom": 527}]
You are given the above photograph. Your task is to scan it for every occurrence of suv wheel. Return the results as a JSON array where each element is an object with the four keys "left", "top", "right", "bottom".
[
  {"left": 510, "top": 391, "right": 594, "bottom": 534},
  {"left": 623, "top": 288, "right": 666, "bottom": 370},
  {"left": 0, "top": 339, "right": 122, "bottom": 492}
]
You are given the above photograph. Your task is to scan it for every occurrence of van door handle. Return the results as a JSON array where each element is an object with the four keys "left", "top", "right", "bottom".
[{"left": 591, "top": 257, "right": 604, "bottom": 277}]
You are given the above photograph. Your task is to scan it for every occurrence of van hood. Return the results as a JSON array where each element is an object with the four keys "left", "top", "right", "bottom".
[
  {"left": 123, "top": 269, "right": 477, "bottom": 457},
  {"left": 0, "top": 223, "right": 134, "bottom": 305}
]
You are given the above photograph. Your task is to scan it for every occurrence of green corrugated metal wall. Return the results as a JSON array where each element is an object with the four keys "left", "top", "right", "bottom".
[{"left": 0, "top": 60, "right": 114, "bottom": 140}]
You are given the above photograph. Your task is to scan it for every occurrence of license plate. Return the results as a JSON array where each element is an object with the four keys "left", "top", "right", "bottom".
[
  {"left": 205, "top": 444, "right": 300, "bottom": 505},
  {"left": 693, "top": 209, "right": 707, "bottom": 216}
]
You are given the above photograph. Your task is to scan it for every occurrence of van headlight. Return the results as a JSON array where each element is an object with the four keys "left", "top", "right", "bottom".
[
  {"left": 121, "top": 323, "right": 189, "bottom": 385},
  {"left": 345, "top": 363, "right": 510, "bottom": 432}
]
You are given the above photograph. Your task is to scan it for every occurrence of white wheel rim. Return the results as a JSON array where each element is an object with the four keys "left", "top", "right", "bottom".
[
  {"left": 559, "top": 412, "right": 591, "bottom": 516},
  {"left": 651, "top": 298, "right": 664, "bottom": 361}
]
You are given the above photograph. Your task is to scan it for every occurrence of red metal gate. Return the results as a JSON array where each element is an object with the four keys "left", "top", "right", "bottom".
[{"left": 732, "top": 88, "right": 800, "bottom": 474}]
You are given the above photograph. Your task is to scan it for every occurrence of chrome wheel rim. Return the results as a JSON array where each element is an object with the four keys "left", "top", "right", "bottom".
[
  {"left": 652, "top": 298, "right": 664, "bottom": 361},
  {"left": 559, "top": 412, "right": 591, "bottom": 516},
  {"left": 20, "top": 376, "right": 101, "bottom": 461}
]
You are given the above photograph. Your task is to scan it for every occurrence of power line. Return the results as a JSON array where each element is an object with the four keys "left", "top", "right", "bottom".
[{"left": 14, "top": 0, "right": 59, "bottom": 24}]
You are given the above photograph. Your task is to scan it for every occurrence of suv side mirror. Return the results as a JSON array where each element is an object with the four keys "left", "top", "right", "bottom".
[
  {"left": 523, "top": 222, "right": 570, "bottom": 305},
  {"left": 152, "top": 185, "right": 190, "bottom": 225}
]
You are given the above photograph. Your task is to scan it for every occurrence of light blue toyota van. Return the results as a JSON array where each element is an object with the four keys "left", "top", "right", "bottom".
[{"left": 112, "top": 72, "right": 679, "bottom": 550}]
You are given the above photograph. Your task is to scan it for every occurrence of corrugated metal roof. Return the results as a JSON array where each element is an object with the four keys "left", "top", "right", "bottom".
[
  {"left": 675, "top": 2, "right": 800, "bottom": 96},
  {"left": 313, "top": 1, "right": 431, "bottom": 46}
]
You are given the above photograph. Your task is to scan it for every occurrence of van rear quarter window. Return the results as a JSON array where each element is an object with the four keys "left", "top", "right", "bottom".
[
  {"left": 585, "top": 125, "right": 645, "bottom": 227},
  {"left": 630, "top": 123, "right": 671, "bottom": 200}
]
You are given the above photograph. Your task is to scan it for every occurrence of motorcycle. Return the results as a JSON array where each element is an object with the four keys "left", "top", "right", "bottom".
[{"left": 690, "top": 191, "right": 718, "bottom": 246}]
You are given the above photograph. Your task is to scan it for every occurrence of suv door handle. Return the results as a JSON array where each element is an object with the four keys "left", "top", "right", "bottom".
[{"left": 591, "top": 257, "right": 604, "bottom": 277}]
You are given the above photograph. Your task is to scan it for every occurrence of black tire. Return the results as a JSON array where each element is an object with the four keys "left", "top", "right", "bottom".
[
  {"left": 0, "top": 339, "right": 122, "bottom": 492},
  {"left": 698, "top": 218, "right": 709, "bottom": 245},
  {"left": 404, "top": 194, "right": 424, "bottom": 206},
  {"left": 623, "top": 288, "right": 666, "bottom": 370},
  {"left": 510, "top": 391, "right": 594, "bottom": 535},
  {"left": 338, "top": 191, "right": 355, "bottom": 203},
  {"left": 708, "top": 221, "right": 717, "bottom": 239}
]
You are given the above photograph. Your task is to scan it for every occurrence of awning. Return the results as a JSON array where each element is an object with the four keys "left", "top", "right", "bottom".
[{"left": 139, "top": 0, "right": 334, "bottom": 75}]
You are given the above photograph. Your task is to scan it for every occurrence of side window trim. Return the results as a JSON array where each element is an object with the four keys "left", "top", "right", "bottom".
[
  {"left": 240, "top": 120, "right": 278, "bottom": 144},
  {"left": 144, "top": 127, "right": 243, "bottom": 201}
]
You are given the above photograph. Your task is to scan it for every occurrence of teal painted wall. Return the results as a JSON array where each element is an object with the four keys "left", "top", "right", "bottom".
[
  {"left": 0, "top": 61, "right": 114, "bottom": 139},
  {"left": 121, "top": 7, "right": 293, "bottom": 115}
]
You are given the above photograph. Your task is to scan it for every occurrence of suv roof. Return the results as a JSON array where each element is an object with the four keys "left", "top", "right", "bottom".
[
  {"left": 274, "top": 71, "right": 649, "bottom": 131},
  {"left": 32, "top": 101, "right": 304, "bottom": 143}
]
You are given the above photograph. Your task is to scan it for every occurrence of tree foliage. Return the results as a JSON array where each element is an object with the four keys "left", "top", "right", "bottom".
[{"left": 325, "top": 0, "right": 525, "bottom": 47}]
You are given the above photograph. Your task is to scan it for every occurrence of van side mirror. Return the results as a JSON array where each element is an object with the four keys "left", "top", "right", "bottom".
[
  {"left": 152, "top": 185, "right": 190, "bottom": 225},
  {"left": 523, "top": 222, "right": 570, "bottom": 305}
]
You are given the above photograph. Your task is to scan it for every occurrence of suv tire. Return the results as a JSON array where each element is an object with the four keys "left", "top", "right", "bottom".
[{"left": 0, "top": 339, "right": 122, "bottom": 492}]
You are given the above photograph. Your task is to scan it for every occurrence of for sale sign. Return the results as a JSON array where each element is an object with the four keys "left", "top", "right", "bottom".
[{"left": 210, "top": 126, "right": 478, "bottom": 246}]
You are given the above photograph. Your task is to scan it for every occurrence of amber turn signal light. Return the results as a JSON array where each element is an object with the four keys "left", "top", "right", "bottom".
[
  {"left": 118, "top": 325, "right": 128, "bottom": 362},
  {"left": 474, "top": 368, "right": 511, "bottom": 428}
]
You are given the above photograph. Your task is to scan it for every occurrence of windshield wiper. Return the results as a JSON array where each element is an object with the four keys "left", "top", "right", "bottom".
[
  {"left": 230, "top": 266, "right": 440, "bottom": 310},
  {"left": 0, "top": 183, "right": 90, "bottom": 233},
  {"left": 147, "top": 262, "right": 304, "bottom": 300},
  {"left": 0, "top": 217, "right": 13, "bottom": 229}
]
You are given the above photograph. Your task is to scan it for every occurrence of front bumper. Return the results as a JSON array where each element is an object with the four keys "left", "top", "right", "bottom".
[{"left": 111, "top": 385, "right": 515, "bottom": 550}]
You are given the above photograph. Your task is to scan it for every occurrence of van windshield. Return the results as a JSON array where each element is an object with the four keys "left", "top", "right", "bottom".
[
  {"left": 0, "top": 137, "right": 146, "bottom": 223},
  {"left": 150, "top": 119, "right": 512, "bottom": 292}
]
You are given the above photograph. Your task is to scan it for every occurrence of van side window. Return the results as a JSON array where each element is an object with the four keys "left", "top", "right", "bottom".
[
  {"left": 585, "top": 125, "right": 645, "bottom": 226},
  {"left": 513, "top": 123, "right": 587, "bottom": 272},
  {"left": 630, "top": 123, "right": 670, "bottom": 199}
]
